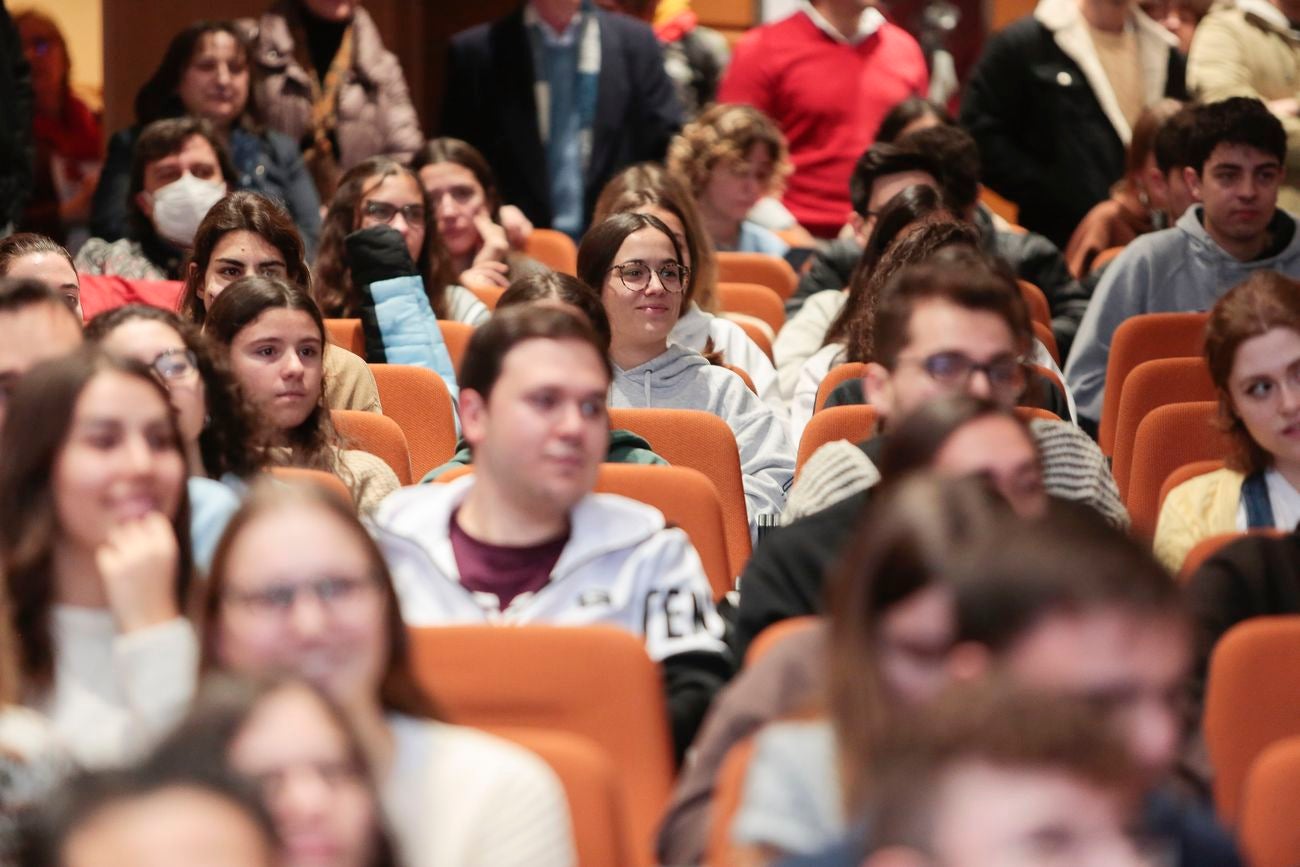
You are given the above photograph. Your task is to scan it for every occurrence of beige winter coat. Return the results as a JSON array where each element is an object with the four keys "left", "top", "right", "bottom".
[{"left": 1188, "top": 0, "right": 1300, "bottom": 212}]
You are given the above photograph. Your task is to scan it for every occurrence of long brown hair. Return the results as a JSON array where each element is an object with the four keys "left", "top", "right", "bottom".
[
  {"left": 314, "top": 157, "right": 458, "bottom": 319},
  {"left": 180, "top": 191, "right": 312, "bottom": 325},
  {"left": 0, "top": 350, "right": 194, "bottom": 690},
  {"left": 199, "top": 482, "right": 440, "bottom": 720},
  {"left": 592, "top": 163, "right": 719, "bottom": 311},
  {"left": 410, "top": 137, "right": 504, "bottom": 217},
  {"left": 1205, "top": 270, "right": 1300, "bottom": 474},
  {"left": 825, "top": 474, "right": 1003, "bottom": 816},
  {"left": 204, "top": 275, "right": 340, "bottom": 473}
]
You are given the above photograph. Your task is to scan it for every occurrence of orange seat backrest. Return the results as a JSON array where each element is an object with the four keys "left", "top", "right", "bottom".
[
  {"left": 717, "top": 251, "right": 798, "bottom": 300},
  {"left": 1239, "top": 734, "right": 1300, "bottom": 867},
  {"left": 717, "top": 282, "right": 786, "bottom": 334},
  {"left": 467, "top": 284, "right": 505, "bottom": 310},
  {"left": 1204, "top": 616, "right": 1300, "bottom": 825},
  {"left": 489, "top": 726, "right": 634, "bottom": 867},
  {"left": 1018, "top": 280, "right": 1051, "bottom": 330},
  {"left": 330, "top": 409, "right": 413, "bottom": 485},
  {"left": 324, "top": 318, "right": 366, "bottom": 357},
  {"left": 980, "top": 187, "right": 1019, "bottom": 225},
  {"left": 705, "top": 736, "right": 758, "bottom": 867},
  {"left": 407, "top": 625, "right": 674, "bottom": 867},
  {"left": 1111, "top": 358, "right": 1217, "bottom": 498},
  {"left": 368, "top": 364, "right": 459, "bottom": 480},
  {"left": 608, "top": 407, "right": 752, "bottom": 579},
  {"left": 1032, "top": 321, "right": 1061, "bottom": 366},
  {"left": 1125, "top": 401, "right": 1230, "bottom": 540},
  {"left": 814, "top": 362, "right": 868, "bottom": 414},
  {"left": 438, "top": 320, "right": 474, "bottom": 372},
  {"left": 728, "top": 315, "right": 774, "bottom": 362},
  {"left": 265, "top": 466, "right": 355, "bottom": 508},
  {"left": 744, "top": 615, "right": 821, "bottom": 668},
  {"left": 525, "top": 228, "right": 579, "bottom": 275},
  {"left": 1098, "top": 312, "right": 1209, "bottom": 456},
  {"left": 1014, "top": 406, "right": 1061, "bottom": 423},
  {"left": 796, "top": 405, "right": 877, "bottom": 477},
  {"left": 1089, "top": 245, "right": 1126, "bottom": 274}
]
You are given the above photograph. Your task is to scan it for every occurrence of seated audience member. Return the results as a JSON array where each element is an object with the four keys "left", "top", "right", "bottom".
[
  {"left": 578, "top": 212, "right": 794, "bottom": 529},
  {"left": 595, "top": 0, "right": 731, "bottom": 117},
  {"left": 0, "top": 232, "right": 82, "bottom": 320},
  {"left": 718, "top": 0, "right": 927, "bottom": 239},
  {"left": 874, "top": 95, "right": 953, "bottom": 144},
  {"left": 85, "top": 305, "right": 265, "bottom": 489},
  {"left": 1142, "top": 0, "right": 1212, "bottom": 53},
  {"left": 182, "top": 196, "right": 380, "bottom": 413},
  {"left": 204, "top": 276, "right": 400, "bottom": 513},
  {"left": 179, "top": 190, "right": 381, "bottom": 413},
  {"left": 0, "top": 350, "right": 197, "bottom": 768},
  {"left": 667, "top": 103, "right": 793, "bottom": 256},
  {"left": 441, "top": 0, "right": 683, "bottom": 238},
  {"left": 373, "top": 305, "right": 730, "bottom": 755},
  {"left": 1188, "top": 0, "right": 1300, "bottom": 213},
  {"left": 90, "top": 21, "right": 321, "bottom": 253},
  {"left": 658, "top": 412, "right": 1038, "bottom": 864},
  {"left": 850, "top": 686, "right": 1150, "bottom": 867},
  {"left": 200, "top": 488, "right": 580, "bottom": 867},
  {"left": 592, "top": 163, "right": 784, "bottom": 417},
  {"left": 244, "top": 0, "right": 423, "bottom": 201},
  {"left": 25, "top": 750, "right": 278, "bottom": 867},
  {"left": 423, "top": 271, "right": 668, "bottom": 480},
  {"left": 14, "top": 10, "right": 101, "bottom": 248},
  {"left": 411, "top": 138, "right": 549, "bottom": 291},
  {"left": 155, "top": 677, "right": 401, "bottom": 867},
  {"left": 76, "top": 117, "right": 234, "bottom": 280},
  {"left": 1155, "top": 271, "right": 1300, "bottom": 571},
  {"left": 960, "top": 0, "right": 1187, "bottom": 250},
  {"left": 0, "top": 284, "right": 83, "bottom": 426},
  {"left": 1066, "top": 97, "right": 1300, "bottom": 424},
  {"left": 1066, "top": 99, "right": 1185, "bottom": 277},
  {"left": 733, "top": 252, "right": 1124, "bottom": 657},
  {"left": 750, "top": 503, "right": 1237, "bottom": 867}
]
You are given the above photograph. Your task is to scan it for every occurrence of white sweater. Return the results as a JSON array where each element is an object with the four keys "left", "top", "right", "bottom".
[
  {"left": 384, "top": 714, "right": 576, "bottom": 867},
  {"left": 35, "top": 608, "right": 198, "bottom": 768}
]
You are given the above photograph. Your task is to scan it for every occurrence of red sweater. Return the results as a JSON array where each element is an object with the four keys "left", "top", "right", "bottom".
[{"left": 719, "top": 11, "right": 927, "bottom": 238}]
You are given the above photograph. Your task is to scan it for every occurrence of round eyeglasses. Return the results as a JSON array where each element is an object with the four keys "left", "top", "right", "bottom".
[
  {"left": 608, "top": 260, "right": 690, "bottom": 294},
  {"left": 362, "top": 200, "right": 426, "bottom": 227},
  {"left": 152, "top": 348, "right": 200, "bottom": 382}
]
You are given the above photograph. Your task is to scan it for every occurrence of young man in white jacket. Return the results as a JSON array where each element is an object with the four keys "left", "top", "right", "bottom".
[{"left": 373, "top": 304, "right": 731, "bottom": 756}]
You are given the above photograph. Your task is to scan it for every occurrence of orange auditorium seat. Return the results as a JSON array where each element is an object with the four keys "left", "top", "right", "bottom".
[
  {"left": 325, "top": 318, "right": 366, "bottom": 358},
  {"left": 705, "top": 737, "right": 758, "bottom": 867},
  {"left": 1125, "top": 401, "right": 1230, "bottom": 540},
  {"left": 1018, "top": 280, "right": 1051, "bottom": 330},
  {"left": 717, "top": 282, "right": 786, "bottom": 334},
  {"left": 814, "top": 362, "right": 867, "bottom": 413},
  {"left": 716, "top": 251, "right": 798, "bottom": 300},
  {"left": 525, "top": 229, "right": 579, "bottom": 275},
  {"left": 796, "top": 405, "right": 877, "bottom": 476},
  {"left": 1239, "top": 734, "right": 1300, "bottom": 867},
  {"left": 330, "top": 408, "right": 413, "bottom": 485},
  {"left": 1110, "top": 357, "right": 1216, "bottom": 498},
  {"left": 368, "top": 364, "right": 459, "bottom": 480}
]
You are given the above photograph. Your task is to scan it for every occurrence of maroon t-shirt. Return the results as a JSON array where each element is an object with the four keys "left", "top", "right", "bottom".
[{"left": 449, "top": 508, "right": 570, "bottom": 612}]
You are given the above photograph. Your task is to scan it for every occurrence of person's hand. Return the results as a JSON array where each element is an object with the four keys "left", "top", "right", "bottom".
[
  {"left": 1268, "top": 98, "right": 1300, "bottom": 118},
  {"left": 96, "top": 513, "right": 181, "bottom": 634},
  {"left": 460, "top": 214, "right": 512, "bottom": 287},
  {"left": 498, "top": 205, "right": 534, "bottom": 249},
  {"left": 460, "top": 261, "right": 511, "bottom": 288}
]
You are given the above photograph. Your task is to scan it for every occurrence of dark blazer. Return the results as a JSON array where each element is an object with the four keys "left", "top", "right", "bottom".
[
  {"left": 440, "top": 6, "right": 683, "bottom": 231},
  {"left": 960, "top": 13, "right": 1186, "bottom": 248}
]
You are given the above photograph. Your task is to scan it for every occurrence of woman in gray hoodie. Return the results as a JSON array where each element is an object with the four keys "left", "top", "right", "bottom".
[{"left": 577, "top": 212, "right": 794, "bottom": 534}]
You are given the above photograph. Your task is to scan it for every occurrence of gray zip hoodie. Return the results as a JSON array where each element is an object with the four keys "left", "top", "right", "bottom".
[
  {"left": 1065, "top": 205, "right": 1300, "bottom": 421},
  {"left": 610, "top": 344, "right": 795, "bottom": 530}
]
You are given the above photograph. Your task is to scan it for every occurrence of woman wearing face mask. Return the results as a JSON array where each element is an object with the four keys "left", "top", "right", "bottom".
[
  {"left": 179, "top": 191, "right": 382, "bottom": 415},
  {"left": 0, "top": 350, "right": 198, "bottom": 768},
  {"left": 577, "top": 212, "right": 795, "bottom": 532},
  {"left": 204, "top": 275, "right": 399, "bottom": 513},
  {"left": 410, "top": 138, "right": 548, "bottom": 291},
  {"left": 76, "top": 117, "right": 234, "bottom": 281},
  {"left": 156, "top": 676, "right": 401, "bottom": 867},
  {"left": 90, "top": 21, "right": 321, "bottom": 254},
  {"left": 200, "top": 483, "right": 577, "bottom": 867}
]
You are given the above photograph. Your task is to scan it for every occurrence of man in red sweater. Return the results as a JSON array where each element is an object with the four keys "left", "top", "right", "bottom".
[{"left": 719, "top": 0, "right": 928, "bottom": 239}]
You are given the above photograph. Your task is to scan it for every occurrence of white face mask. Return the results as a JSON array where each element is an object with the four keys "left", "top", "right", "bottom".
[{"left": 146, "top": 173, "right": 227, "bottom": 247}]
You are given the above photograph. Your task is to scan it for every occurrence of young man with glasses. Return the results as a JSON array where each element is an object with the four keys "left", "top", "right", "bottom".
[
  {"left": 375, "top": 304, "right": 731, "bottom": 757},
  {"left": 727, "top": 249, "right": 1124, "bottom": 659}
]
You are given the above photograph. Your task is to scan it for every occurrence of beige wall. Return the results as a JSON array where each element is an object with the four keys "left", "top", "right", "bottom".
[{"left": 16, "top": 0, "right": 104, "bottom": 106}]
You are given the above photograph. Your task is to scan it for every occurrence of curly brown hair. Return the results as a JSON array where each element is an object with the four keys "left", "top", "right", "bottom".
[{"left": 666, "top": 103, "right": 792, "bottom": 200}]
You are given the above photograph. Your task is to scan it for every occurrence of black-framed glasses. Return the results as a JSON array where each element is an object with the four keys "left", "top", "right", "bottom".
[
  {"left": 223, "top": 574, "right": 377, "bottom": 617},
  {"left": 896, "top": 351, "right": 1026, "bottom": 395},
  {"left": 608, "top": 260, "right": 689, "bottom": 294},
  {"left": 362, "top": 200, "right": 426, "bottom": 227},
  {"left": 152, "top": 348, "right": 199, "bottom": 382}
]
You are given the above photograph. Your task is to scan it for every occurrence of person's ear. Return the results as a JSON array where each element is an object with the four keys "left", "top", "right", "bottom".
[
  {"left": 136, "top": 189, "right": 155, "bottom": 219},
  {"left": 863, "top": 846, "right": 932, "bottom": 867},
  {"left": 945, "top": 641, "right": 994, "bottom": 683},
  {"left": 1183, "top": 166, "right": 1203, "bottom": 202},
  {"left": 849, "top": 211, "right": 869, "bottom": 246},
  {"left": 459, "top": 388, "right": 489, "bottom": 447},
  {"left": 862, "top": 362, "right": 895, "bottom": 419}
]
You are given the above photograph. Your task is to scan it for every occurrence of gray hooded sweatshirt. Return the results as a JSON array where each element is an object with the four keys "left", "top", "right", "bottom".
[
  {"left": 610, "top": 344, "right": 795, "bottom": 531},
  {"left": 1065, "top": 205, "right": 1300, "bottom": 422}
]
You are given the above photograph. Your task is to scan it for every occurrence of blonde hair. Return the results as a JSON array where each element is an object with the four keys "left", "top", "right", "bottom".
[{"left": 667, "top": 103, "right": 793, "bottom": 199}]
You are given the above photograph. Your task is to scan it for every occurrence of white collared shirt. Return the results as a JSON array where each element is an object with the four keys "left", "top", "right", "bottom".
[
  {"left": 526, "top": 1, "right": 584, "bottom": 46},
  {"left": 799, "top": 0, "right": 886, "bottom": 44}
]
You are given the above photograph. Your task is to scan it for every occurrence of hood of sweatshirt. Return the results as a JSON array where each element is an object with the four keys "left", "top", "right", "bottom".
[
  {"left": 611, "top": 344, "right": 715, "bottom": 408},
  {"left": 668, "top": 303, "right": 711, "bottom": 354},
  {"left": 1172, "top": 204, "right": 1300, "bottom": 283}
]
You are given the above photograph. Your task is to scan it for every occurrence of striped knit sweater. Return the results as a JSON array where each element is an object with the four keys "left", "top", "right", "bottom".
[{"left": 782, "top": 418, "right": 1128, "bottom": 527}]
